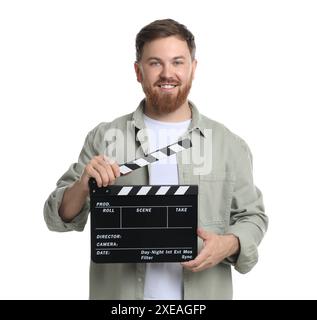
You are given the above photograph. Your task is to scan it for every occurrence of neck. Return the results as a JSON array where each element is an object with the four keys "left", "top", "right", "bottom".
[{"left": 144, "top": 100, "right": 192, "bottom": 122}]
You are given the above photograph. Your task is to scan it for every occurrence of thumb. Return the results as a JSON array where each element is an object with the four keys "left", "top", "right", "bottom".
[{"left": 197, "top": 228, "right": 210, "bottom": 240}]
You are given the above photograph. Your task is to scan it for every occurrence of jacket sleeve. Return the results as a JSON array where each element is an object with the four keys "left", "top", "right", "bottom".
[
  {"left": 43, "top": 126, "right": 100, "bottom": 232},
  {"left": 226, "top": 136, "right": 268, "bottom": 274}
]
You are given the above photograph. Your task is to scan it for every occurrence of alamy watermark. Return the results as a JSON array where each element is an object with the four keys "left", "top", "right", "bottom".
[{"left": 103, "top": 121, "right": 212, "bottom": 175}]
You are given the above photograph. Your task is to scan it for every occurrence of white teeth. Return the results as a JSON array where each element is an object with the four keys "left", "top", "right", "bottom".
[{"left": 160, "top": 84, "right": 176, "bottom": 89}]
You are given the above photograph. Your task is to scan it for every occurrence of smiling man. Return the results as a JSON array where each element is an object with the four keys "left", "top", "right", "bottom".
[
  {"left": 44, "top": 19, "right": 268, "bottom": 300},
  {"left": 135, "top": 35, "right": 196, "bottom": 119}
]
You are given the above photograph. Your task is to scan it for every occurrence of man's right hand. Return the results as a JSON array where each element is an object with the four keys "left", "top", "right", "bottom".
[
  {"left": 79, "top": 155, "right": 121, "bottom": 191},
  {"left": 59, "top": 155, "right": 120, "bottom": 222}
]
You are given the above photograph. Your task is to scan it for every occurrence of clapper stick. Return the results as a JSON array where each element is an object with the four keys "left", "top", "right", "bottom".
[{"left": 119, "top": 138, "right": 192, "bottom": 175}]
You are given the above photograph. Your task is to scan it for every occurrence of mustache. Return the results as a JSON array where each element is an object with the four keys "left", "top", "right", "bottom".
[{"left": 154, "top": 77, "right": 181, "bottom": 86}]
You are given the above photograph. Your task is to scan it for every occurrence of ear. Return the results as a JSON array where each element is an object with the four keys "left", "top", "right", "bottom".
[
  {"left": 134, "top": 62, "right": 143, "bottom": 83},
  {"left": 191, "top": 59, "right": 198, "bottom": 80}
]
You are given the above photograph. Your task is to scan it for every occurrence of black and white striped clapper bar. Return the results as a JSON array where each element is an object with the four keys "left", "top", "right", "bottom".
[{"left": 89, "top": 138, "right": 198, "bottom": 263}]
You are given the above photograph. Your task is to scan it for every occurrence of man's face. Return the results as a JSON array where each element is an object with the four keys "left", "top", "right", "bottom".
[{"left": 135, "top": 36, "right": 197, "bottom": 114}]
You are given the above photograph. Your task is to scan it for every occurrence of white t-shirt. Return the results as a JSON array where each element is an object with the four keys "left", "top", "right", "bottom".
[{"left": 143, "top": 114, "right": 191, "bottom": 300}]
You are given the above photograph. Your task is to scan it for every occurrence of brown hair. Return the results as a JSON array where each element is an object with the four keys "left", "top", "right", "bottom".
[{"left": 135, "top": 19, "right": 196, "bottom": 62}]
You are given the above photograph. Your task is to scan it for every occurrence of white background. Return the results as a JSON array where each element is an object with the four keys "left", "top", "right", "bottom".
[{"left": 0, "top": 0, "right": 316, "bottom": 299}]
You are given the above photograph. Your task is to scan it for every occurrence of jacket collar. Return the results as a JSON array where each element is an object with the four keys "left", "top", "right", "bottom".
[{"left": 131, "top": 99, "right": 206, "bottom": 138}]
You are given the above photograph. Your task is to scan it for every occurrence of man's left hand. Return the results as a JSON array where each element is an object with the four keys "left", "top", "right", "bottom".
[{"left": 181, "top": 228, "right": 240, "bottom": 272}]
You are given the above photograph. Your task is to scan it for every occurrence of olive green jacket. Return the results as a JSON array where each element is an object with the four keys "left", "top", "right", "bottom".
[{"left": 44, "top": 100, "right": 268, "bottom": 299}]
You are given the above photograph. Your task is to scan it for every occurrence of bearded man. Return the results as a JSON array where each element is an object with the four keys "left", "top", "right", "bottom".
[{"left": 44, "top": 19, "right": 268, "bottom": 300}]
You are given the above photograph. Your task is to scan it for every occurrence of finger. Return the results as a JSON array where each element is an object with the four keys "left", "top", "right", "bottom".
[
  {"left": 182, "top": 255, "right": 212, "bottom": 272},
  {"left": 101, "top": 156, "right": 121, "bottom": 179},
  {"left": 92, "top": 161, "right": 110, "bottom": 187},
  {"left": 104, "top": 163, "right": 116, "bottom": 185},
  {"left": 191, "top": 260, "right": 212, "bottom": 272},
  {"left": 181, "top": 242, "right": 211, "bottom": 269},
  {"left": 181, "top": 253, "right": 205, "bottom": 269},
  {"left": 103, "top": 155, "right": 115, "bottom": 165},
  {"left": 181, "top": 260, "right": 195, "bottom": 269},
  {"left": 104, "top": 157, "right": 121, "bottom": 178},
  {"left": 111, "top": 162, "right": 121, "bottom": 178},
  {"left": 96, "top": 157, "right": 118, "bottom": 184},
  {"left": 85, "top": 164, "right": 103, "bottom": 188}
]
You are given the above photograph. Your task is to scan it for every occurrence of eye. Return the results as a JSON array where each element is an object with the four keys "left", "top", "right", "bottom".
[
  {"left": 149, "top": 61, "right": 161, "bottom": 66},
  {"left": 173, "top": 60, "right": 184, "bottom": 66}
]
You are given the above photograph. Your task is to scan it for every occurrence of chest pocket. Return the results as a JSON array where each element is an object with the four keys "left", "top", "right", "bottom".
[{"left": 198, "top": 172, "right": 235, "bottom": 232}]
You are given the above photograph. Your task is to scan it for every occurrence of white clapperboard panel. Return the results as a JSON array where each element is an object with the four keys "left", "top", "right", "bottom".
[{"left": 89, "top": 138, "right": 198, "bottom": 263}]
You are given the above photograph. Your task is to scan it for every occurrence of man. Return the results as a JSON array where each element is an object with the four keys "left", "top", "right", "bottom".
[{"left": 44, "top": 19, "right": 268, "bottom": 300}]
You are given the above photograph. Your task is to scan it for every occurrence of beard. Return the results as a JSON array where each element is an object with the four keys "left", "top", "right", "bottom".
[{"left": 142, "top": 75, "right": 193, "bottom": 114}]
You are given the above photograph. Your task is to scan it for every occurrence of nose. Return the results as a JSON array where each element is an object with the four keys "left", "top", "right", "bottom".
[{"left": 160, "top": 63, "right": 174, "bottom": 79}]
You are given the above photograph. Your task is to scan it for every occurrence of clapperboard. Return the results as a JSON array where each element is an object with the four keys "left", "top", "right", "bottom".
[{"left": 89, "top": 138, "right": 198, "bottom": 263}]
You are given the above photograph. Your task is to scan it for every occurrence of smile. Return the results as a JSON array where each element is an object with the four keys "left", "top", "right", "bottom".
[{"left": 158, "top": 84, "right": 178, "bottom": 90}]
